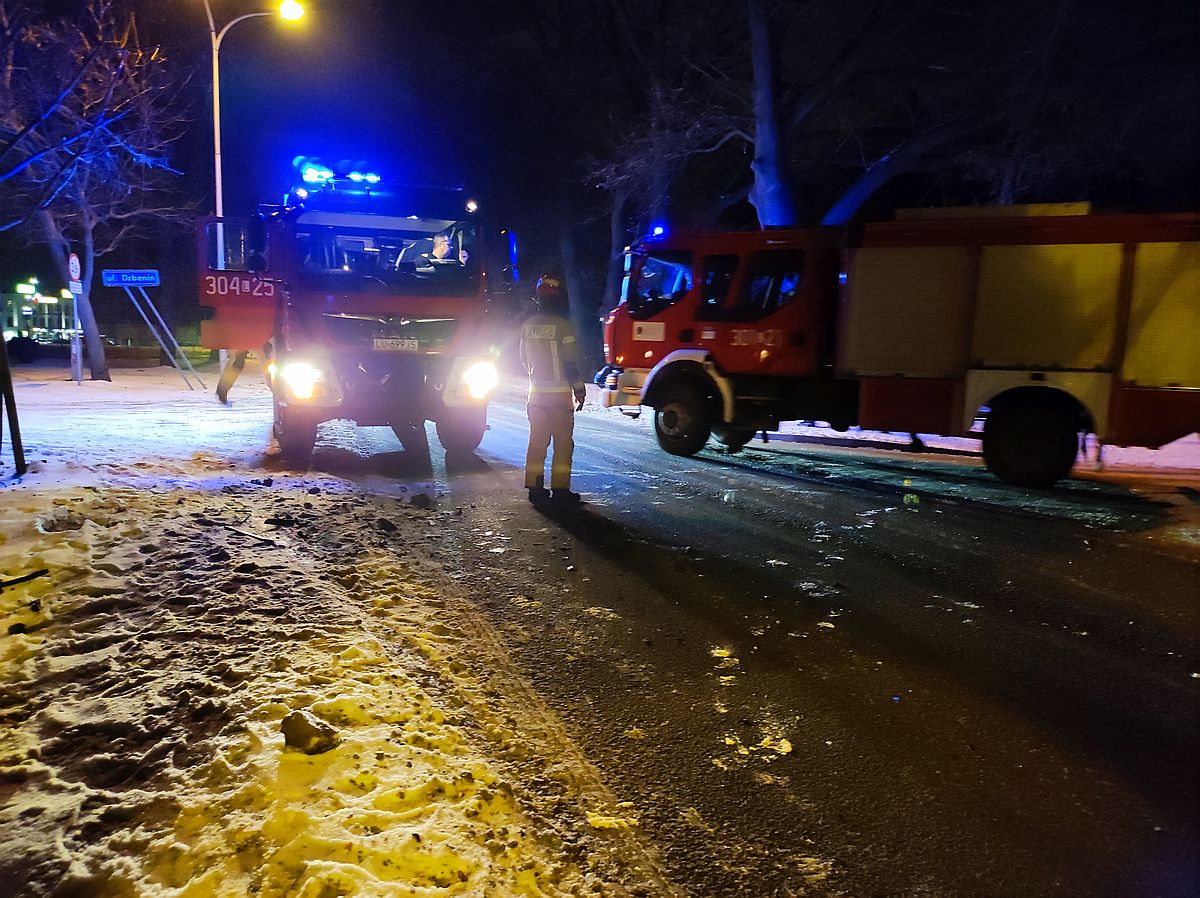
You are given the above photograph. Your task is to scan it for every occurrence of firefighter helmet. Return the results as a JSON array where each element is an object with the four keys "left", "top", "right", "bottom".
[{"left": 534, "top": 275, "right": 564, "bottom": 300}]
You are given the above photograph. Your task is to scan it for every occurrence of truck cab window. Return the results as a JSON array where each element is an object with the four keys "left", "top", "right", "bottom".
[
  {"left": 695, "top": 255, "right": 739, "bottom": 320},
  {"left": 206, "top": 221, "right": 265, "bottom": 271},
  {"left": 295, "top": 223, "right": 478, "bottom": 296},
  {"left": 625, "top": 252, "right": 693, "bottom": 319},
  {"left": 702, "top": 251, "right": 804, "bottom": 321},
  {"left": 741, "top": 251, "right": 805, "bottom": 319}
]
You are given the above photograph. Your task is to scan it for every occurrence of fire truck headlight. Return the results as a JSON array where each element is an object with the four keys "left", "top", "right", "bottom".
[
  {"left": 280, "top": 361, "right": 323, "bottom": 400},
  {"left": 462, "top": 361, "right": 498, "bottom": 401}
]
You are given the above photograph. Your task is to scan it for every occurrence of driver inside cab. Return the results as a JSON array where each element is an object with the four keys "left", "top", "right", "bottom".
[{"left": 403, "top": 232, "right": 467, "bottom": 268}]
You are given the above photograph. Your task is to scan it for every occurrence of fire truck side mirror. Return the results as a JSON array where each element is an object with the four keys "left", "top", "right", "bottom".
[
  {"left": 488, "top": 228, "right": 519, "bottom": 292},
  {"left": 246, "top": 215, "right": 268, "bottom": 274}
]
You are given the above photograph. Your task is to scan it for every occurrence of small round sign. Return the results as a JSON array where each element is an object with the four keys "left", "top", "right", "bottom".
[{"left": 68, "top": 252, "right": 81, "bottom": 281}]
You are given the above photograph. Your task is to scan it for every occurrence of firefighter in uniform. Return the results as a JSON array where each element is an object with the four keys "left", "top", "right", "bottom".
[{"left": 521, "top": 276, "right": 586, "bottom": 503}]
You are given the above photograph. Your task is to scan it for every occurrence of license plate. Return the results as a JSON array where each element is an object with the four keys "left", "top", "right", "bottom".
[{"left": 373, "top": 338, "right": 419, "bottom": 352}]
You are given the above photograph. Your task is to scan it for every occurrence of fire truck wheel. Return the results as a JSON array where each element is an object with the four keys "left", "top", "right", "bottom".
[
  {"left": 273, "top": 403, "right": 317, "bottom": 462},
  {"left": 712, "top": 426, "right": 756, "bottom": 452},
  {"left": 982, "top": 397, "right": 1080, "bottom": 488},
  {"left": 654, "top": 380, "right": 713, "bottom": 457},
  {"left": 435, "top": 408, "right": 487, "bottom": 455}
]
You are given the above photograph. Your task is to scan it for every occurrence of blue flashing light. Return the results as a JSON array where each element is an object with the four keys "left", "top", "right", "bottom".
[
  {"left": 294, "top": 155, "right": 380, "bottom": 187},
  {"left": 838, "top": 271, "right": 848, "bottom": 285},
  {"left": 302, "top": 166, "right": 333, "bottom": 184},
  {"left": 294, "top": 187, "right": 309, "bottom": 199},
  {"left": 507, "top": 230, "right": 519, "bottom": 268},
  {"left": 650, "top": 223, "right": 667, "bottom": 238}
]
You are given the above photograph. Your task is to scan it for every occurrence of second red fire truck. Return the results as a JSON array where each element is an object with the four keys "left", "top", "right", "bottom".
[{"left": 598, "top": 204, "right": 1200, "bottom": 486}]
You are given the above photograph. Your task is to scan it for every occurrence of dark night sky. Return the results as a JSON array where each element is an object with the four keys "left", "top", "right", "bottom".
[
  {"left": 171, "top": 1, "right": 513, "bottom": 212},
  {"left": 3, "top": 0, "right": 1196, "bottom": 312},
  {"left": 211, "top": 2, "right": 490, "bottom": 214}
]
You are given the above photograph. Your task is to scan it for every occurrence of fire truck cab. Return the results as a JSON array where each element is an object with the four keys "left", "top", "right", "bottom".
[
  {"left": 598, "top": 228, "right": 855, "bottom": 454},
  {"left": 200, "top": 168, "right": 517, "bottom": 461}
]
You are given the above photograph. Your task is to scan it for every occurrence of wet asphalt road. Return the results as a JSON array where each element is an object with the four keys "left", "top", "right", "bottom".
[{"left": 429, "top": 397, "right": 1199, "bottom": 898}]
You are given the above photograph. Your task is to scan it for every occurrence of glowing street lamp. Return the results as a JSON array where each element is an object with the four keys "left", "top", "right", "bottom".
[{"left": 202, "top": 1, "right": 306, "bottom": 220}]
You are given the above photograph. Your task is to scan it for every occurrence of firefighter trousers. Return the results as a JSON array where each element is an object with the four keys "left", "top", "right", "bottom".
[
  {"left": 215, "top": 350, "right": 248, "bottom": 404},
  {"left": 525, "top": 401, "right": 574, "bottom": 490}
]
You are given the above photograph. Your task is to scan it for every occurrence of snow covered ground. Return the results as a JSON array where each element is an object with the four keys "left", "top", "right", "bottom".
[{"left": 1, "top": 366, "right": 679, "bottom": 897}]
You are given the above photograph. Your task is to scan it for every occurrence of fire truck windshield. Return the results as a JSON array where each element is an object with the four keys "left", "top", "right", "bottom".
[
  {"left": 624, "top": 251, "right": 693, "bottom": 318},
  {"left": 295, "top": 218, "right": 478, "bottom": 296}
]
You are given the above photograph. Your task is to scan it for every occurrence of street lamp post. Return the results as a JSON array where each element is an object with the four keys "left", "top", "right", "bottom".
[
  {"left": 202, "top": 1, "right": 303, "bottom": 378},
  {"left": 202, "top": 0, "right": 305, "bottom": 221}
]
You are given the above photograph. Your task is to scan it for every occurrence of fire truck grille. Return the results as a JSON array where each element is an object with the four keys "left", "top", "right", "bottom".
[{"left": 322, "top": 313, "right": 458, "bottom": 350}]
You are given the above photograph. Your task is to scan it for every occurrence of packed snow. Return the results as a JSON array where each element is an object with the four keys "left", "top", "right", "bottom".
[{"left": 1, "top": 366, "right": 681, "bottom": 897}]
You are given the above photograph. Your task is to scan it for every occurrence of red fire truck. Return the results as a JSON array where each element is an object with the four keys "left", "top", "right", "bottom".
[
  {"left": 597, "top": 204, "right": 1200, "bottom": 486},
  {"left": 199, "top": 164, "right": 517, "bottom": 461}
]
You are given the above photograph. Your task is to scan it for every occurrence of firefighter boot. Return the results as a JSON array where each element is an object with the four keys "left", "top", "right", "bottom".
[
  {"left": 551, "top": 488, "right": 582, "bottom": 504},
  {"left": 528, "top": 475, "right": 550, "bottom": 504}
]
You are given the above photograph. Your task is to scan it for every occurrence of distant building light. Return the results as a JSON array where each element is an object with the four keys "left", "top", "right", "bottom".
[
  {"left": 39, "top": 296, "right": 60, "bottom": 304},
  {"left": 60, "top": 289, "right": 71, "bottom": 299},
  {"left": 15, "top": 283, "right": 36, "bottom": 295},
  {"left": 466, "top": 200, "right": 479, "bottom": 213}
]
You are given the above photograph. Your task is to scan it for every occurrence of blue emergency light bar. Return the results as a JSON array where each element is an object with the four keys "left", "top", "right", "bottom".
[{"left": 294, "top": 156, "right": 380, "bottom": 186}]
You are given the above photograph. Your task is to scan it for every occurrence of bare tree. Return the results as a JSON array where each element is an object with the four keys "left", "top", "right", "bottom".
[
  {"left": 591, "top": 0, "right": 1197, "bottom": 232},
  {"left": 746, "top": 0, "right": 796, "bottom": 226},
  {"left": 0, "top": 0, "right": 190, "bottom": 380}
]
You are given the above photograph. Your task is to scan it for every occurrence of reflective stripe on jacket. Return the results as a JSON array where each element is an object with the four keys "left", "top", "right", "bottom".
[{"left": 520, "top": 311, "right": 584, "bottom": 402}]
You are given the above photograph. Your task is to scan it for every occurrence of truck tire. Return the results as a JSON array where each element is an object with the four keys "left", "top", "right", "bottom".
[
  {"left": 435, "top": 407, "right": 487, "bottom": 455},
  {"left": 982, "top": 397, "right": 1080, "bottom": 488},
  {"left": 712, "top": 426, "right": 757, "bottom": 452},
  {"left": 273, "top": 402, "right": 318, "bottom": 463},
  {"left": 654, "top": 380, "right": 713, "bottom": 456}
]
